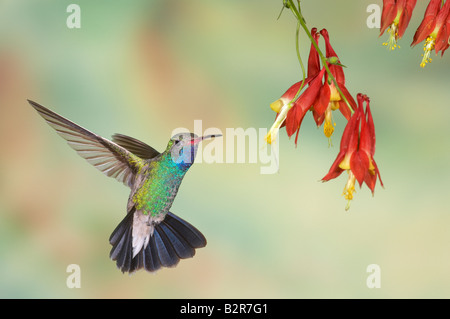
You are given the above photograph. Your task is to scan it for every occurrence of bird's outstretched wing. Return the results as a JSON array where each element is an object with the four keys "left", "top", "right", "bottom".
[
  {"left": 28, "top": 99, "right": 144, "bottom": 187},
  {"left": 112, "top": 133, "right": 160, "bottom": 160}
]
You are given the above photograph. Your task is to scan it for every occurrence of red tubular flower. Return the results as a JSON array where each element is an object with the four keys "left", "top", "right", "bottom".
[
  {"left": 445, "top": 11, "right": 450, "bottom": 52},
  {"left": 411, "top": 0, "right": 450, "bottom": 67},
  {"left": 380, "top": 0, "right": 417, "bottom": 50},
  {"left": 320, "top": 29, "right": 345, "bottom": 84},
  {"left": 310, "top": 29, "right": 357, "bottom": 143},
  {"left": 307, "top": 28, "right": 321, "bottom": 79},
  {"left": 322, "top": 94, "right": 383, "bottom": 210},
  {"left": 285, "top": 68, "right": 326, "bottom": 143},
  {"left": 266, "top": 28, "right": 357, "bottom": 147},
  {"left": 266, "top": 68, "right": 325, "bottom": 146}
]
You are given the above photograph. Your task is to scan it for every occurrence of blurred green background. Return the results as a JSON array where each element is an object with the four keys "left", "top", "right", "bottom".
[{"left": 1, "top": 0, "right": 449, "bottom": 298}]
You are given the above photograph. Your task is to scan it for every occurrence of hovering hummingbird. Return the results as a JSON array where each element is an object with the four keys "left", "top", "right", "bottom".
[{"left": 28, "top": 100, "right": 220, "bottom": 273}]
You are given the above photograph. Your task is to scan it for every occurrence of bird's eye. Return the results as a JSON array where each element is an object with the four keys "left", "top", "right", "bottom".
[{"left": 171, "top": 134, "right": 185, "bottom": 144}]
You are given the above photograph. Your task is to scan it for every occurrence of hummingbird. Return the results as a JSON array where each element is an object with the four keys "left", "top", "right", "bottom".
[{"left": 28, "top": 99, "right": 220, "bottom": 273}]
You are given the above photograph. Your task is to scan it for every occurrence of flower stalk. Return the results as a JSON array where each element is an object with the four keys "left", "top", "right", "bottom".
[{"left": 286, "top": 0, "right": 354, "bottom": 114}]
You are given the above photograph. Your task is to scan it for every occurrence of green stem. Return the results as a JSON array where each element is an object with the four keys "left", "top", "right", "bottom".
[
  {"left": 293, "top": 21, "right": 306, "bottom": 101},
  {"left": 281, "top": 15, "right": 307, "bottom": 115},
  {"left": 286, "top": 0, "right": 354, "bottom": 114}
]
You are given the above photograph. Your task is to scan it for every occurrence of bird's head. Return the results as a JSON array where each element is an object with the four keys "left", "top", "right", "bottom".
[{"left": 168, "top": 132, "right": 221, "bottom": 169}]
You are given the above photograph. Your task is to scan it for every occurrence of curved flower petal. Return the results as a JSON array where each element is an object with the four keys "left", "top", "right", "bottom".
[
  {"left": 380, "top": 0, "right": 398, "bottom": 36},
  {"left": 434, "top": 1, "right": 450, "bottom": 53},
  {"left": 320, "top": 29, "right": 345, "bottom": 84},
  {"left": 397, "top": 0, "right": 417, "bottom": 39},
  {"left": 312, "top": 81, "right": 331, "bottom": 125},
  {"left": 286, "top": 99, "right": 308, "bottom": 137},
  {"left": 336, "top": 83, "right": 357, "bottom": 121},
  {"left": 322, "top": 152, "right": 346, "bottom": 181},
  {"left": 308, "top": 28, "right": 321, "bottom": 79},
  {"left": 350, "top": 150, "right": 370, "bottom": 187},
  {"left": 362, "top": 97, "right": 376, "bottom": 156},
  {"left": 411, "top": 0, "right": 441, "bottom": 46}
]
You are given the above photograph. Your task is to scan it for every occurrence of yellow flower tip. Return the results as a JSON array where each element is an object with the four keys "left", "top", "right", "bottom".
[
  {"left": 338, "top": 153, "right": 351, "bottom": 170},
  {"left": 324, "top": 121, "right": 334, "bottom": 138},
  {"left": 327, "top": 137, "right": 333, "bottom": 148},
  {"left": 270, "top": 99, "right": 283, "bottom": 113},
  {"left": 420, "top": 36, "right": 435, "bottom": 68},
  {"left": 265, "top": 125, "right": 280, "bottom": 145},
  {"left": 345, "top": 199, "right": 352, "bottom": 211},
  {"left": 343, "top": 185, "right": 355, "bottom": 200},
  {"left": 384, "top": 24, "right": 400, "bottom": 51},
  {"left": 342, "top": 170, "right": 356, "bottom": 210},
  {"left": 264, "top": 132, "right": 272, "bottom": 145},
  {"left": 329, "top": 90, "right": 341, "bottom": 104},
  {"left": 323, "top": 108, "right": 335, "bottom": 139}
]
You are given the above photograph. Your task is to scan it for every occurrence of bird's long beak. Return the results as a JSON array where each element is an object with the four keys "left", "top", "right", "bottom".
[{"left": 191, "top": 134, "right": 222, "bottom": 145}]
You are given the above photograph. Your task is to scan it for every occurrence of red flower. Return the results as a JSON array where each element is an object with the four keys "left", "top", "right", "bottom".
[
  {"left": 380, "top": 0, "right": 417, "bottom": 50},
  {"left": 322, "top": 94, "right": 383, "bottom": 210},
  {"left": 411, "top": 0, "right": 450, "bottom": 67},
  {"left": 266, "top": 69, "right": 324, "bottom": 145},
  {"left": 266, "top": 28, "right": 357, "bottom": 146},
  {"left": 307, "top": 28, "right": 321, "bottom": 79},
  {"left": 310, "top": 29, "right": 357, "bottom": 143}
]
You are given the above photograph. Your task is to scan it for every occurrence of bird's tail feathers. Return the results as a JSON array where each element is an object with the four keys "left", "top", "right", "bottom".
[{"left": 109, "top": 209, "right": 207, "bottom": 273}]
